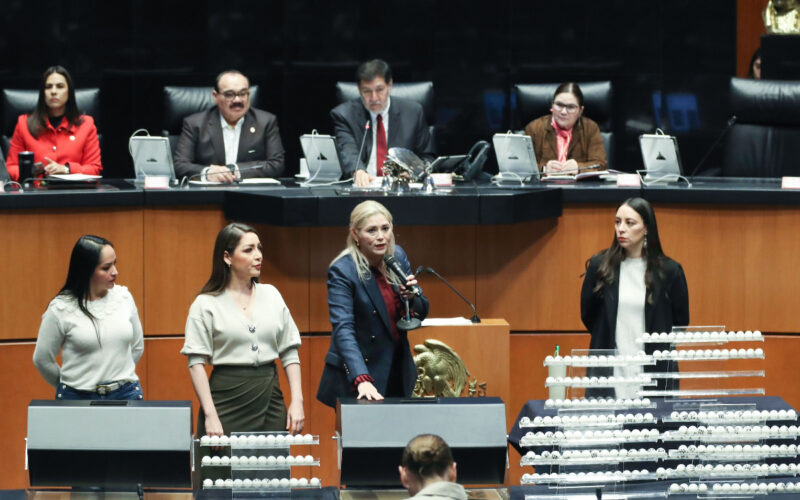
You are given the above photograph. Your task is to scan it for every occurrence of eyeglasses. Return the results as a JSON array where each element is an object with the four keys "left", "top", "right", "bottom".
[
  {"left": 219, "top": 90, "right": 250, "bottom": 100},
  {"left": 553, "top": 101, "right": 580, "bottom": 113}
]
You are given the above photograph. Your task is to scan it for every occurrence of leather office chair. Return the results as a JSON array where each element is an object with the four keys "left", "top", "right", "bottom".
[
  {"left": 161, "top": 85, "right": 260, "bottom": 154},
  {"left": 1, "top": 88, "right": 101, "bottom": 158},
  {"left": 722, "top": 78, "right": 800, "bottom": 177},
  {"left": 334, "top": 81, "right": 436, "bottom": 145},
  {"left": 514, "top": 81, "right": 614, "bottom": 169}
]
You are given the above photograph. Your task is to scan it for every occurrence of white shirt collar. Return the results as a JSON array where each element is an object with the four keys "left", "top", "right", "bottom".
[{"left": 220, "top": 112, "right": 245, "bottom": 131}]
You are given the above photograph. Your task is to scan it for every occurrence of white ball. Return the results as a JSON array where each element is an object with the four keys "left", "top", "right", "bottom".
[
  {"left": 280, "top": 478, "right": 290, "bottom": 488},
  {"left": 201, "top": 455, "right": 211, "bottom": 465},
  {"left": 299, "top": 478, "right": 309, "bottom": 487},
  {"left": 310, "top": 478, "right": 321, "bottom": 487},
  {"left": 203, "top": 478, "right": 213, "bottom": 487},
  {"left": 220, "top": 456, "right": 230, "bottom": 465},
  {"left": 270, "top": 478, "right": 280, "bottom": 488},
  {"left": 209, "top": 435, "right": 220, "bottom": 445},
  {"left": 267, "top": 455, "right": 277, "bottom": 465},
  {"left": 286, "top": 455, "right": 296, "bottom": 465},
  {"left": 305, "top": 454, "right": 315, "bottom": 463},
  {"left": 276, "top": 455, "right": 286, "bottom": 465},
  {"left": 290, "top": 478, "right": 299, "bottom": 487},
  {"left": 215, "top": 479, "right": 225, "bottom": 487},
  {"left": 257, "top": 456, "right": 267, "bottom": 465},
  {"left": 200, "top": 435, "right": 211, "bottom": 445},
  {"left": 285, "top": 434, "right": 295, "bottom": 444},
  {"left": 210, "top": 455, "right": 221, "bottom": 465},
  {"left": 230, "top": 456, "right": 240, "bottom": 466}
]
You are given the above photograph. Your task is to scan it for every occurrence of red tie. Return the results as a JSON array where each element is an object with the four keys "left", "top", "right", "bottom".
[{"left": 376, "top": 114, "right": 387, "bottom": 176}]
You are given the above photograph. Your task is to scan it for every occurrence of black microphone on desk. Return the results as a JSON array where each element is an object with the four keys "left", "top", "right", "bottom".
[
  {"left": 415, "top": 266, "right": 480, "bottom": 324},
  {"left": 383, "top": 254, "right": 421, "bottom": 296},
  {"left": 353, "top": 120, "right": 371, "bottom": 175},
  {"left": 688, "top": 115, "right": 737, "bottom": 178}
]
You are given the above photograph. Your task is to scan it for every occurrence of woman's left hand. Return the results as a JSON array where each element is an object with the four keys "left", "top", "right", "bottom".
[
  {"left": 43, "top": 157, "right": 68, "bottom": 175},
  {"left": 286, "top": 399, "right": 305, "bottom": 435},
  {"left": 398, "top": 274, "right": 418, "bottom": 300},
  {"left": 563, "top": 159, "right": 579, "bottom": 174}
]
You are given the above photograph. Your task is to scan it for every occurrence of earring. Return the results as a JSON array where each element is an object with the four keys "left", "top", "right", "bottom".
[{"left": 643, "top": 235, "right": 648, "bottom": 250}]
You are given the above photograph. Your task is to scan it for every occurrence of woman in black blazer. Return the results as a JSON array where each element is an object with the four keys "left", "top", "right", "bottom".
[{"left": 581, "top": 197, "right": 689, "bottom": 396}]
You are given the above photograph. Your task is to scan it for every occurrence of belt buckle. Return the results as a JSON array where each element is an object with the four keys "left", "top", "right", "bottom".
[
  {"left": 96, "top": 382, "right": 119, "bottom": 395},
  {"left": 97, "top": 386, "right": 109, "bottom": 396}
]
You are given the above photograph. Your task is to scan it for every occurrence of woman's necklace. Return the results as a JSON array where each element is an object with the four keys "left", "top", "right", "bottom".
[{"left": 231, "top": 286, "right": 253, "bottom": 311}]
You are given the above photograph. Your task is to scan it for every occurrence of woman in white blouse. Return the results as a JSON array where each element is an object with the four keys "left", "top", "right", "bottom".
[
  {"left": 182, "top": 223, "right": 304, "bottom": 437},
  {"left": 33, "top": 235, "right": 144, "bottom": 400}
]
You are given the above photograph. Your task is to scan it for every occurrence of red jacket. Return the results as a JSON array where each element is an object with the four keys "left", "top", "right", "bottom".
[{"left": 6, "top": 114, "right": 102, "bottom": 181}]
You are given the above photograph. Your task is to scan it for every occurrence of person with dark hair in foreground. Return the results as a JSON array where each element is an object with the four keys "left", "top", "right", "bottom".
[
  {"left": 6, "top": 65, "right": 102, "bottom": 181},
  {"left": 331, "top": 59, "right": 434, "bottom": 187},
  {"left": 33, "top": 235, "right": 143, "bottom": 400},
  {"left": 399, "top": 434, "right": 467, "bottom": 500},
  {"left": 182, "top": 222, "right": 304, "bottom": 437},
  {"left": 524, "top": 81, "right": 606, "bottom": 173},
  {"left": 581, "top": 197, "right": 688, "bottom": 397}
]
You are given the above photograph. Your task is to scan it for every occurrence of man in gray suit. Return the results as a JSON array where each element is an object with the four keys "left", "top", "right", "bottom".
[
  {"left": 331, "top": 59, "right": 434, "bottom": 187},
  {"left": 174, "top": 70, "right": 285, "bottom": 183}
]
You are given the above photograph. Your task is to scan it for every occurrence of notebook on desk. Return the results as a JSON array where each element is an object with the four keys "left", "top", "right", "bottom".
[{"left": 492, "top": 132, "right": 540, "bottom": 182}]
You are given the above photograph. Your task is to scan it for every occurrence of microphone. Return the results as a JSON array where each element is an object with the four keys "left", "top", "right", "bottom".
[
  {"left": 383, "top": 254, "right": 421, "bottom": 296},
  {"left": 354, "top": 120, "right": 370, "bottom": 176},
  {"left": 688, "top": 115, "right": 737, "bottom": 178},
  {"left": 416, "top": 266, "right": 480, "bottom": 324}
]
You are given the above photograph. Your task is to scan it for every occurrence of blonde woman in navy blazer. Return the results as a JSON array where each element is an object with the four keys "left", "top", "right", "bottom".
[{"left": 316, "top": 200, "right": 429, "bottom": 408}]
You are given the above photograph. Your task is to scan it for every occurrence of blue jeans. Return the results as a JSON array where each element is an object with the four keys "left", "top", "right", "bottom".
[{"left": 56, "top": 381, "right": 144, "bottom": 400}]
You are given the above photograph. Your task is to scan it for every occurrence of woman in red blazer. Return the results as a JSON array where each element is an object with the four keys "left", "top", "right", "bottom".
[{"left": 6, "top": 66, "right": 102, "bottom": 181}]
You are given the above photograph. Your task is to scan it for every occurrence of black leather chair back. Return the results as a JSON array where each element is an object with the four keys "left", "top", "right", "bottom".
[
  {"left": 162, "top": 85, "right": 260, "bottom": 153},
  {"left": 1, "top": 88, "right": 101, "bottom": 157},
  {"left": 514, "top": 81, "right": 613, "bottom": 168},
  {"left": 723, "top": 78, "right": 800, "bottom": 177}
]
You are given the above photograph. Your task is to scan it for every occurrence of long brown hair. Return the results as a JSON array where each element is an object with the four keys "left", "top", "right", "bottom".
[
  {"left": 28, "top": 66, "right": 84, "bottom": 138},
  {"left": 587, "top": 197, "right": 666, "bottom": 304},
  {"left": 199, "top": 222, "right": 258, "bottom": 296}
]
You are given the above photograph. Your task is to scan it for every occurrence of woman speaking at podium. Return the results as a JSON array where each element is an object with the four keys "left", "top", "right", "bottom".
[
  {"left": 6, "top": 65, "right": 102, "bottom": 181},
  {"left": 581, "top": 198, "right": 689, "bottom": 397},
  {"left": 524, "top": 82, "right": 606, "bottom": 174},
  {"left": 33, "top": 235, "right": 144, "bottom": 400},
  {"left": 317, "top": 200, "right": 429, "bottom": 408},
  {"left": 181, "top": 223, "right": 305, "bottom": 437}
]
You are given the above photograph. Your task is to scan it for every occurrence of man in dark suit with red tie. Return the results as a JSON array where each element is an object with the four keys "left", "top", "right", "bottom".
[
  {"left": 331, "top": 59, "right": 434, "bottom": 187},
  {"left": 174, "top": 70, "right": 285, "bottom": 183}
]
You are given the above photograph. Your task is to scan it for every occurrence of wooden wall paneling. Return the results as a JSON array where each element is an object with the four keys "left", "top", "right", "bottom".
[
  {"left": 656, "top": 205, "right": 800, "bottom": 332},
  {"left": 0, "top": 342, "right": 60, "bottom": 489},
  {"left": 250, "top": 225, "right": 310, "bottom": 331},
  {"left": 308, "top": 227, "right": 349, "bottom": 332},
  {"left": 737, "top": 0, "right": 769, "bottom": 77},
  {"left": 476, "top": 205, "right": 612, "bottom": 332},
  {"left": 396, "top": 225, "right": 478, "bottom": 320},
  {"left": 142, "top": 207, "right": 226, "bottom": 335},
  {"left": 304, "top": 335, "right": 339, "bottom": 487},
  {"left": 0, "top": 208, "right": 144, "bottom": 341}
]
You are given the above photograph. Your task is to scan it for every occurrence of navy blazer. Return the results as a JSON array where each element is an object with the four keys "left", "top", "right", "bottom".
[
  {"left": 174, "top": 107, "right": 285, "bottom": 179},
  {"left": 581, "top": 253, "right": 689, "bottom": 393},
  {"left": 316, "top": 245, "right": 429, "bottom": 408},
  {"left": 330, "top": 97, "right": 434, "bottom": 177}
]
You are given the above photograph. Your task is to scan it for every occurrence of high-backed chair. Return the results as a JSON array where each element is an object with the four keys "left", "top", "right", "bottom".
[
  {"left": 514, "top": 81, "right": 614, "bottom": 169},
  {"left": 1, "top": 88, "right": 101, "bottom": 158},
  {"left": 334, "top": 81, "right": 436, "bottom": 145},
  {"left": 162, "top": 85, "right": 260, "bottom": 154},
  {"left": 722, "top": 78, "right": 800, "bottom": 177}
]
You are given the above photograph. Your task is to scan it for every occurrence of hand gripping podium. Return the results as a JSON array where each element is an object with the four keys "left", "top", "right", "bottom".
[
  {"left": 27, "top": 400, "right": 192, "bottom": 488},
  {"left": 335, "top": 397, "right": 507, "bottom": 487}
]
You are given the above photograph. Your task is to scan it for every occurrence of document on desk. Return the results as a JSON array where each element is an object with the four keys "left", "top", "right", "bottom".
[
  {"left": 47, "top": 173, "right": 102, "bottom": 181},
  {"left": 189, "top": 178, "right": 281, "bottom": 186},
  {"left": 421, "top": 317, "right": 473, "bottom": 326}
]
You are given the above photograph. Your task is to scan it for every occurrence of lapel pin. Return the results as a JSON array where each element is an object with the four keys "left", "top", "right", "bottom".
[
  {"left": 250, "top": 126, "right": 256, "bottom": 133},
  {"left": 69, "top": 135, "right": 76, "bottom": 141}
]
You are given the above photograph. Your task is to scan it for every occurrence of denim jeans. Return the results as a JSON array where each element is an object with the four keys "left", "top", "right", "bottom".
[{"left": 56, "top": 381, "right": 144, "bottom": 400}]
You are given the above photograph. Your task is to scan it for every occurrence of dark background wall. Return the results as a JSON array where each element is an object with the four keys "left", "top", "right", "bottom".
[{"left": 0, "top": 0, "right": 737, "bottom": 178}]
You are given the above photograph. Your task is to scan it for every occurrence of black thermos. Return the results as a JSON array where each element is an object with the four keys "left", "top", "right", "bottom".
[{"left": 18, "top": 151, "right": 34, "bottom": 181}]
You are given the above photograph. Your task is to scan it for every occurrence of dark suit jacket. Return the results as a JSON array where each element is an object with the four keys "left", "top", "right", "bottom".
[
  {"left": 581, "top": 253, "right": 689, "bottom": 393},
  {"left": 330, "top": 97, "right": 435, "bottom": 177},
  {"left": 174, "top": 107, "right": 285, "bottom": 179},
  {"left": 316, "top": 245, "right": 429, "bottom": 408}
]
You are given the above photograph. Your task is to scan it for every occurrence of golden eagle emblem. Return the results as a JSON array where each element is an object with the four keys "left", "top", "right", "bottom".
[{"left": 412, "top": 339, "right": 487, "bottom": 397}]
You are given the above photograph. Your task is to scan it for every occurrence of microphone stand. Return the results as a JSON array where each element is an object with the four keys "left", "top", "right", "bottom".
[
  {"left": 416, "top": 266, "right": 480, "bottom": 323},
  {"left": 689, "top": 115, "right": 737, "bottom": 178},
  {"left": 396, "top": 298, "right": 422, "bottom": 331}
]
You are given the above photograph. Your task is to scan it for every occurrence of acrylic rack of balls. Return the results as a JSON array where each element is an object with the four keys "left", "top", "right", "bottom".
[
  {"left": 704, "top": 481, "right": 800, "bottom": 495},
  {"left": 521, "top": 470, "right": 654, "bottom": 484},
  {"left": 661, "top": 424, "right": 800, "bottom": 442},
  {"left": 201, "top": 454, "right": 318, "bottom": 468},
  {"left": 545, "top": 375, "right": 654, "bottom": 388},
  {"left": 662, "top": 408, "right": 795, "bottom": 424},
  {"left": 202, "top": 477, "right": 321, "bottom": 490},
  {"left": 668, "top": 443, "right": 800, "bottom": 461},
  {"left": 543, "top": 352, "right": 653, "bottom": 367},
  {"left": 652, "top": 348, "right": 764, "bottom": 360},
  {"left": 199, "top": 433, "right": 317, "bottom": 447},
  {"left": 519, "top": 412, "right": 655, "bottom": 428},
  {"left": 520, "top": 428, "right": 660, "bottom": 446},
  {"left": 544, "top": 398, "right": 654, "bottom": 410},
  {"left": 638, "top": 330, "right": 763, "bottom": 344},
  {"left": 521, "top": 447, "right": 667, "bottom": 466},
  {"left": 659, "top": 462, "right": 799, "bottom": 479}
]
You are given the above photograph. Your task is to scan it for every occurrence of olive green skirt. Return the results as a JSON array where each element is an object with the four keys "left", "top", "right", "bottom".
[{"left": 198, "top": 363, "right": 287, "bottom": 437}]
